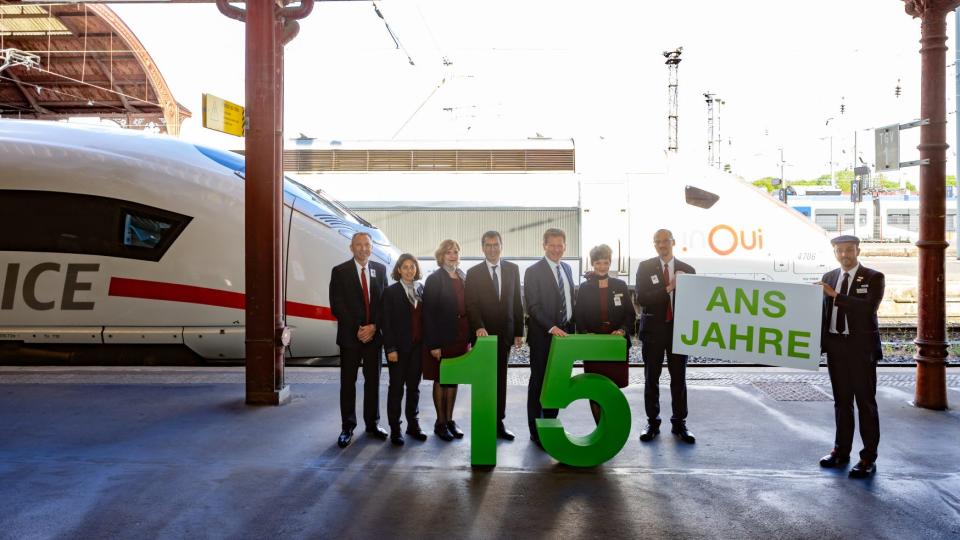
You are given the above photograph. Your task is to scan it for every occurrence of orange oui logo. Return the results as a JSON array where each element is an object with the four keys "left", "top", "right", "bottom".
[{"left": 707, "top": 225, "right": 764, "bottom": 256}]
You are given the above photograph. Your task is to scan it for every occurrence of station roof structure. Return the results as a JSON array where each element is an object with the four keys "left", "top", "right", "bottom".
[{"left": 0, "top": 1, "right": 190, "bottom": 134}]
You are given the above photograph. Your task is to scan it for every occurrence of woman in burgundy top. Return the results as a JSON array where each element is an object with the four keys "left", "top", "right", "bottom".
[
  {"left": 423, "top": 239, "right": 470, "bottom": 442},
  {"left": 574, "top": 244, "right": 637, "bottom": 424},
  {"left": 381, "top": 254, "right": 427, "bottom": 445}
]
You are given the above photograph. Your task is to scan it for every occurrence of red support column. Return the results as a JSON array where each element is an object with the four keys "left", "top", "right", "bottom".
[{"left": 904, "top": 0, "right": 957, "bottom": 410}]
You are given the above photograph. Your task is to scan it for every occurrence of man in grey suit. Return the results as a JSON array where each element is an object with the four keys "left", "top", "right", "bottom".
[{"left": 465, "top": 230, "right": 524, "bottom": 440}]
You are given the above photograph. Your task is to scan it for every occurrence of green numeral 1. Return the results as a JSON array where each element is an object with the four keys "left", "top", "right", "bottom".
[
  {"left": 440, "top": 336, "right": 498, "bottom": 466},
  {"left": 536, "top": 334, "right": 631, "bottom": 467}
]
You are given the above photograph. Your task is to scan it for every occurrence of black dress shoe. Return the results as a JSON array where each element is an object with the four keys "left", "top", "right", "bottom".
[
  {"left": 390, "top": 432, "right": 405, "bottom": 446},
  {"left": 819, "top": 452, "right": 851, "bottom": 468},
  {"left": 434, "top": 423, "right": 454, "bottom": 442},
  {"left": 639, "top": 425, "right": 660, "bottom": 442},
  {"left": 366, "top": 425, "right": 389, "bottom": 440},
  {"left": 671, "top": 425, "right": 696, "bottom": 444},
  {"left": 447, "top": 420, "right": 464, "bottom": 439},
  {"left": 405, "top": 427, "right": 428, "bottom": 442},
  {"left": 337, "top": 430, "right": 353, "bottom": 448},
  {"left": 848, "top": 460, "right": 876, "bottom": 479},
  {"left": 497, "top": 423, "right": 516, "bottom": 441}
]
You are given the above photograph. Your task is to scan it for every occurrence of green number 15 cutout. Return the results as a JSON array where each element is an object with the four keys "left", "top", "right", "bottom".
[{"left": 536, "top": 334, "right": 631, "bottom": 467}]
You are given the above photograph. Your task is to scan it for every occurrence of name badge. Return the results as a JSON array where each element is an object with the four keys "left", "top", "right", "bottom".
[
  {"left": 651, "top": 275, "right": 660, "bottom": 285},
  {"left": 613, "top": 293, "right": 623, "bottom": 306},
  {"left": 370, "top": 269, "right": 377, "bottom": 278},
  {"left": 856, "top": 287, "right": 868, "bottom": 294}
]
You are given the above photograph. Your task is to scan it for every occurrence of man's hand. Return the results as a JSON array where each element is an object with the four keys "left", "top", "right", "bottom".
[
  {"left": 386, "top": 351, "right": 398, "bottom": 363},
  {"left": 666, "top": 270, "right": 683, "bottom": 293},
  {"left": 549, "top": 326, "right": 568, "bottom": 337},
  {"left": 816, "top": 281, "right": 838, "bottom": 298},
  {"left": 612, "top": 329, "right": 625, "bottom": 336},
  {"left": 514, "top": 336, "right": 523, "bottom": 347},
  {"left": 476, "top": 328, "right": 489, "bottom": 337},
  {"left": 430, "top": 348, "right": 442, "bottom": 360},
  {"left": 357, "top": 324, "right": 376, "bottom": 343}
]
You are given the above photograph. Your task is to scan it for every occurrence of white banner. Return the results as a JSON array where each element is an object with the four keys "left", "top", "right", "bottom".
[{"left": 672, "top": 274, "right": 822, "bottom": 371}]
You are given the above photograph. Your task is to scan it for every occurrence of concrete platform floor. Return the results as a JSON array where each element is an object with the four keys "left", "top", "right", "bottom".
[{"left": 1, "top": 366, "right": 958, "bottom": 540}]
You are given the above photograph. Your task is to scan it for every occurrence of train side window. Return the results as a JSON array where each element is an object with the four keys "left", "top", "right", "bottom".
[
  {"left": 0, "top": 190, "right": 191, "bottom": 262},
  {"left": 684, "top": 185, "right": 719, "bottom": 209}
]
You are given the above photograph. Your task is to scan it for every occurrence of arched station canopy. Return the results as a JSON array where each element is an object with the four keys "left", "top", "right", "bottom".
[{"left": 0, "top": 1, "right": 190, "bottom": 134}]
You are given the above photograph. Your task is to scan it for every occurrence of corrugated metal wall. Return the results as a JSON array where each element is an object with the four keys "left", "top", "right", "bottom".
[{"left": 354, "top": 208, "right": 581, "bottom": 258}]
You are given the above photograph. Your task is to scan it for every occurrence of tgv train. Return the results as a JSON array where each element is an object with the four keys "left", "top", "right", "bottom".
[
  {"left": 0, "top": 120, "right": 400, "bottom": 360},
  {"left": 789, "top": 194, "right": 959, "bottom": 242},
  {"left": 284, "top": 140, "right": 835, "bottom": 286}
]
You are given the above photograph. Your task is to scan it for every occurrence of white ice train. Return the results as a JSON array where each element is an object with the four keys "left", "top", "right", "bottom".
[{"left": 0, "top": 120, "right": 400, "bottom": 360}]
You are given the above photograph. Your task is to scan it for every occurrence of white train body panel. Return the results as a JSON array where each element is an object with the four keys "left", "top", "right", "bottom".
[{"left": 0, "top": 120, "right": 400, "bottom": 358}]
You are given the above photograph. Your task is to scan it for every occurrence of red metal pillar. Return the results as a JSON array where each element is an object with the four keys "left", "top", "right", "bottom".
[
  {"left": 904, "top": 0, "right": 957, "bottom": 410},
  {"left": 218, "top": 0, "right": 313, "bottom": 405}
]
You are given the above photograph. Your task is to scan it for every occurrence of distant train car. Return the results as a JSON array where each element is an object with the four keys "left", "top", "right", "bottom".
[
  {"left": 0, "top": 120, "right": 401, "bottom": 360},
  {"left": 282, "top": 140, "right": 836, "bottom": 284},
  {"left": 790, "top": 194, "right": 958, "bottom": 242}
]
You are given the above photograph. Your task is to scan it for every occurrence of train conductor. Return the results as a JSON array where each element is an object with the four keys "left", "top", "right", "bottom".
[
  {"left": 329, "top": 232, "right": 389, "bottom": 448},
  {"left": 816, "top": 235, "right": 885, "bottom": 479},
  {"left": 634, "top": 228, "right": 696, "bottom": 444}
]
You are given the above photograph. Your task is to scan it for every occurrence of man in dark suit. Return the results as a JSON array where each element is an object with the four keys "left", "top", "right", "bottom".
[
  {"left": 329, "top": 232, "right": 389, "bottom": 448},
  {"left": 524, "top": 228, "right": 576, "bottom": 447},
  {"left": 816, "top": 235, "right": 885, "bottom": 479},
  {"left": 634, "top": 228, "right": 696, "bottom": 444},
  {"left": 465, "top": 230, "right": 524, "bottom": 441}
]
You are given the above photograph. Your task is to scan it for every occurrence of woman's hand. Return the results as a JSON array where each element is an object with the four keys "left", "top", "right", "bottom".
[{"left": 431, "top": 348, "right": 442, "bottom": 360}]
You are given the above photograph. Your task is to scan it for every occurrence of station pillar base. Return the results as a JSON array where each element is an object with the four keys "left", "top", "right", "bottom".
[{"left": 246, "top": 385, "right": 291, "bottom": 406}]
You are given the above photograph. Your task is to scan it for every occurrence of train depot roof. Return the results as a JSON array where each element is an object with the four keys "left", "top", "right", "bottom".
[{"left": 0, "top": 1, "right": 190, "bottom": 134}]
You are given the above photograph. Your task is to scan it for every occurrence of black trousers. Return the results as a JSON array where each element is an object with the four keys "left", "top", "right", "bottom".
[
  {"left": 496, "top": 336, "right": 511, "bottom": 424},
  {"left": 339, "top": 341, "right": 382, "bottom": 431},
  {"left": 825, "top": 334, "right": 880, "bottom": 462},
  {"left": 387, "top": 343, "right": 423, "bottom": 432},
  {"left": 527, "top": 332, "right": 562, "bottom": 438},
  {"left": 641, "top": 327, "right": 688, "bottom": 426}
]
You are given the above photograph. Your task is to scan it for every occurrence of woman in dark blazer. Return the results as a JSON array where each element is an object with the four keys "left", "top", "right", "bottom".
[
  {"left": 574, "top": 243, "right": 636, "bottom": 424},
  {"left": 381, "top": 253, "right": 427, "bottom": 446},
  {"left": 422, "top": 239, "right": 469, "bottom": 442}
]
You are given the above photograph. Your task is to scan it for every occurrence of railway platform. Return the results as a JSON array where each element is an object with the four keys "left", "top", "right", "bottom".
[{"left": 1, "top": 366, "right": 958, "bottom": 539}]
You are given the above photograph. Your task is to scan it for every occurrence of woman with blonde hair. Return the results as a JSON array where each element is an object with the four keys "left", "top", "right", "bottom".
[{"left": 422, "top": 239, "right": 469, "bottom": 441}]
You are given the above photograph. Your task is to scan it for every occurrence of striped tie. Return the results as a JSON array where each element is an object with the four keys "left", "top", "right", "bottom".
[{"left": 556, "top": 264, "right": 567, "bottom": 325}]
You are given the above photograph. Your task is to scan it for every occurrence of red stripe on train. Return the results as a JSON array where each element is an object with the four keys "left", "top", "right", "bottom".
[{"left": 108, "top": 277, "right": 336, "bottom": 321}]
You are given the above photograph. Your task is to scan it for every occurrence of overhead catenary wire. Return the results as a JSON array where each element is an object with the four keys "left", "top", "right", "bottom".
[{"left": 372, "top": 1, "right": 414, "bottom": 66}]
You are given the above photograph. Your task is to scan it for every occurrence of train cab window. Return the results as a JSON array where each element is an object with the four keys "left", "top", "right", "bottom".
[
  {"left": 684, "top": 185, "right": 719, "bottom": 209},
  {"left": 0, "top": 190, "right": 191, "bottom": 261}
]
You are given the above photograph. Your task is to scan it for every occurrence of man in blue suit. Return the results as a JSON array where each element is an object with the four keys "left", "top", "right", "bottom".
[{"left": 523, "top": 228, "right": 576, "bottom": 448}]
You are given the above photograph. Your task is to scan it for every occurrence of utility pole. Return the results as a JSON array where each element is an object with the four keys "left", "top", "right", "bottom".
[
  {"left": 664, "top": 47, "right": 682, "bottom": 153},
  {"left": 705, "top": 92, "right": 715, "bottom": 166}
]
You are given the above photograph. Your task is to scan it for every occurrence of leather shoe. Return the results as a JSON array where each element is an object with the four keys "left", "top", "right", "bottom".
[
  {"left": 639, "top": 424, "right": 660, "bottom": 442},
  {"left": 337, "top": 429, "right": 353, "bottom": 448},
  {"left": 405, "top": 426, "right": 428, "bottom": 442},
  {"left": 819, "top": 452, "right": 850, "bottom": 468},
  {"left": 497, "top": 423, "right": 516, "bottom": 441},
  {"left": 366, "top": 424, "right": 389, "bottom": 440},
  {"left": 672, "top": 425, "right": 696, "bottom": 444},
  {"left": 434, "top": 423, "right": 454, "bottom": 442},
  {"left": 848, "top": 460, "right": 876, "bottom": 479},
  {"left": 390, "top": 431, "right": 405, "bottom": 446},
  {"left": 447, "top": 420, "right": 464, "bottom": 439}
]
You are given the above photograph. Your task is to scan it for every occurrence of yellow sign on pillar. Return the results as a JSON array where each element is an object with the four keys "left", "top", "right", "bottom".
[{"left": 202, "top": 93, "right": 245, "bottom": 137}]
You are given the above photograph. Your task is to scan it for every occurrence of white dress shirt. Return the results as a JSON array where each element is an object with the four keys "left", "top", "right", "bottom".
[
  {"left": 659, "top": 256, "right": 675, "bottom": 304},
  {"left": 829, "top": 264, "right": 858, "bottom": 335},
  {"left": 354, "top": 259, "right": 371, "bottom": 303}
]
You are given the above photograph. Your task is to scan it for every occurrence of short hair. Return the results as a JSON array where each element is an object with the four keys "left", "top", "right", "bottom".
[
  {"left": 391, "top": 253, "right": 421, "bottom": 281},
  {"left": 481, "top": 230, "right": 503, "bottom": 245},
  {"left": 434, "top": 239, "right": 461, "bottom": 266},
  {"left": 589, "top": 244, "right": 613, "bottom": 264},
  {"left": 653, "top": 229, "right": 674, "bottom": 242},
  {"left": 351, "top": 232, "right": 372, "bottom": 244},
  {"left": 543, "top": 228, "right": 566, "bottom": 244}
]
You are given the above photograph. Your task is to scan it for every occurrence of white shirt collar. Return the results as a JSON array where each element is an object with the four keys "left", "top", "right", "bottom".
[
  {"left": 837, "top": 264, "right": 859, "bottom": 285},
  {"left": 486, "top": 259, "right": 501, "bottom": 269},
  {"left": 354, "top": 259, "right": 367, "bottom": 272}
]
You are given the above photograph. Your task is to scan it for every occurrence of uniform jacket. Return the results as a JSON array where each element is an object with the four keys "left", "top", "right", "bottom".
[
  {"left": 524, "top": 257, "right": 576, "bottom": 341},
  {"left": 329, "top": 258, "right": 387, "bottom": 348},
  {"left": 381, "top": 281, "right": 423, "bottom": 355},
  {"left": 422, "top": 269, "right": 466, "bottom": 351},
  {"left": 634, "top": 256, "right": 696, "bottom": 335},
  {"left": 465, "top": 260, "right": 524, "bottom": 343},
  {"left": 574, "top": 274, "right": 636, "bottom": 336},
  {"left": 820, "top": 265, "right": 885, "bottom": 360}
]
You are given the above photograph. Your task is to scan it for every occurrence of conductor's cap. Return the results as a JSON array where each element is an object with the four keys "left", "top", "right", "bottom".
[{"left": 830, "top": 235, "right": 860, "bottom": 246}]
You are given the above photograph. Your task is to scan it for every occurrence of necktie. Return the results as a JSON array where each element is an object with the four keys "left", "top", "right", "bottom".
[
  {"left": 361, "top": 266, "right": 370, "bottom": 324},
  {"left": 556, "top": 264, "right": 567, "bottom": 324},
  {"left": 491, "top": 265, "right": 500, "bottom": 300},
  {"left": 664, "top": 263, "right": 673, "bottom": 322},
  {"left": 835, "top": 272, "right": 850, "bottom": 334}
]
